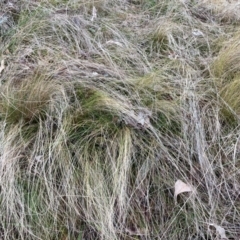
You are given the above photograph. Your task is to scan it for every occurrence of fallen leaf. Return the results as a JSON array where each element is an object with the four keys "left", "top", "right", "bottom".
[
  {"left": 192, "top": 29, "right": 204, "bottom": 37},
  {"left": 0, "top": 59, "right": 5, "bottom": 75},
  {"left": 209, "top": 224, "right": 227, "bottom": 239},
  {"left": 106, "top": 40, "right": 123, "bottom": 47},
  {"left": 174, "top": 179, "right": 193, "bottom": 203},
  {"left": 35, "top": 155, "right": 43, "bottom": 162},
  {"left": 123, "top": 109, "right": 152, "bottom": 129},
  {"left": 91, "top": 72, "right": 99, "bottom": 77}
]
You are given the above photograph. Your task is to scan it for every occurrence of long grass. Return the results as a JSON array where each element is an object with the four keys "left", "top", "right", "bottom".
[{"left": 0, "top": 0, "right": 240, "bottom": 239}]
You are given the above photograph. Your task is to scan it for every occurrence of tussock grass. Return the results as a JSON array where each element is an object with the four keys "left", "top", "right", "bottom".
[
  {"left": 197, "top": 0, "right": 240, "bottom": 23},
  {"left": 212, "top": 33, "right": 240, "bottom": 82},
  {"left": 150, "top": 19, "right": 184, "bottom": 53},
  {"left": 212, "top": 33, "right": 240, "bottom": 123},
  {"left": 0, "top": 0, "right": 240, "bottom": 239},
  {"left": 0, "top": 71, "right": 59, "bottom": 124}
]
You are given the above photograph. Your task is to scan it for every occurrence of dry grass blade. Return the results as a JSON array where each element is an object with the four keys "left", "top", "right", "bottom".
[
  {"left": 0, "top": 59, "right": 4, "bottom": 75},
  {"left": 0, "top": 0, "right": 239, "bottom": 239}
]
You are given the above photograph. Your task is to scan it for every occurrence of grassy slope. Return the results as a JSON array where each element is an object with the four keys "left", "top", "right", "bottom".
[{"left": 0, "top": 0, "right": 240, "bottom": 239}]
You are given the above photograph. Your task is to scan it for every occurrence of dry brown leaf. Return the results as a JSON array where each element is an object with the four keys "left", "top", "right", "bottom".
[
  {"left": 35, "top": 155, "right": 43, "bottom": 162},
  {"left": 209, "top": 224, "right": 227, "bottom": 239},
  {"left": 0, "top": 59, "right": 5, "bottom": 75},
  {"left": 106, "top": 40, "right": 123, "bottom": 47},
  {"left": 192, "top": 29, "right": 204, "bottom": 37},
  {"left": 174, "top": 179, "right": 193, "bottom": 203},
  {"left": 123, "top": 109, "right": 152, "bottom": 129}
]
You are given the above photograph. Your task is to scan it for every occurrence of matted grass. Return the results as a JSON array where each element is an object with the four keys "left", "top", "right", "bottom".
[{"left": 0, "top": 0, "right": 240, "bottom": 239}]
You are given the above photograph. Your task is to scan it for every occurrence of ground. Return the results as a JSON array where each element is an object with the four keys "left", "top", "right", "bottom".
[{"left": 0, "top": 0, "right": 240, "bottom": 239}]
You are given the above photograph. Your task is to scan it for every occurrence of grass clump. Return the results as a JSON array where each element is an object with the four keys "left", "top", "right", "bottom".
[
  {"left": 212, "top": 33, "right": 240, "bottom": 82},
  {"left": 196, "top": 0, "right": 240, "bottom": 24},
  {"left": 212, "top": 33, "right": 240, "bottom": 123},
  {"left": 0, "top": 0, "right": 240, "bottom": 239},
  {"left": 0, "top": 71, "right": 59, "bottom": 125},
  {"left": 218, "top": 77, "right": 240, "bottom": 124},
  {"left": 150, "top": 19, "right": 183, "bottom": 53}
]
